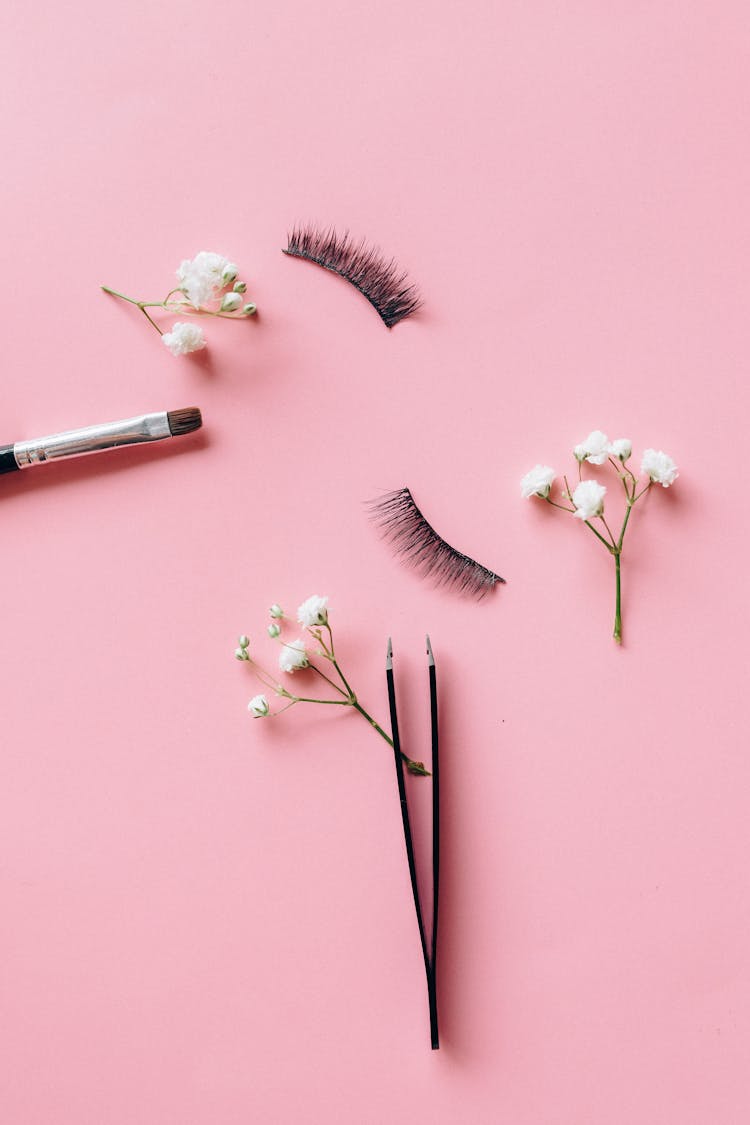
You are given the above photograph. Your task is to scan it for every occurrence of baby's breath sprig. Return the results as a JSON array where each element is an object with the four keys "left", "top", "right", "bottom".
[
  {"left": 521, "top": 431, "right": 679, "bottom": 644},
  {"left": 102, "top": 250, "right": 257, "bottom": 356},
  {"left": 235, "top": 595, "right": 429, "bottom": 776}
]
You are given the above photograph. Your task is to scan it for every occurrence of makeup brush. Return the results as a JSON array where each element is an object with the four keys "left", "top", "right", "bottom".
[{"left": 0, "top": 408, "right": 202, "bottom": 476}]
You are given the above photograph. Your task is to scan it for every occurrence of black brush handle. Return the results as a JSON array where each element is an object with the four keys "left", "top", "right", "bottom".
[{"left": 0, "top": 445, "right": 19, "bottom": 474}]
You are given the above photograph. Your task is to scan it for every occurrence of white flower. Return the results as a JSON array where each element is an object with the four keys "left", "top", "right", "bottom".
[
  {"left": 269, "top": 604, "right": 284, "bottom": 619},
  {"left": 575, "top": 430, "right": 610, "bottom": 465},
  {"left": 297, "top": 595, "right": 329, "bottom": 627},
  {"left": 610, "top": 438, "right": 632, "bottom": 462},
  {"left": 572, "top": 479, "right": 607, "bottom": 520},
  {"left": 248, "top": 694, "right": 270, "bottom": 717},
  {"left": 520, "top": 464, "right": 556, "bottom": 499},
  {"left": 267, "top": 623, "right": 280, "bottom": 638},
  {"left": 220, "top": 292, "right": 243, "bottom": 312},
  {"left": 177, "top": 251, "right": 235, "bottom": 308},
  {"left": 279, "top": 637, "right": 309, "bottom": 673},
  {"left": 641, "top": 449, "right": 678, "bottom": 487},
  {"left": 161, "top": 322, "right": 207, "bottom": 356}
]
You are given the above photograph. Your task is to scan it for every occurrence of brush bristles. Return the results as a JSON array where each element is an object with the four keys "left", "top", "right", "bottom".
[
  {"left": 368, "top": 487, "right": 505, "bottom": 598},
  {"left": 167, "top": 408, "right": 202, "bottom": 437},
  {"left": 284, "top": 225, "right": 422, "bottom": 328}
]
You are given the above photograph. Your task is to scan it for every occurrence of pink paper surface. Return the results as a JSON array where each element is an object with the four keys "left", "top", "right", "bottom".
[{"left": 1, "top": 2, "right": 748, "bottom": 1122}]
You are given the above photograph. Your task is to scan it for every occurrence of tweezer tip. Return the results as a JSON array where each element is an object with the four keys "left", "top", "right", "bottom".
[
  {"left": 426, "top": 634, "right": 434, "bottom": 665},
  {"left": 386, "top": 636, "right": 393, "bottom": 670}
]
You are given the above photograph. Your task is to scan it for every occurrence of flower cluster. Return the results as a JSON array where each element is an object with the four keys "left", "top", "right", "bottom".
[
  {"left": 235, "top": 596, "right": 428, "bottom": 775},
  {"left": 521, "top": 430, "right": 679, "bottom": 643},
  {"left": 102, "top": 250, "right": 257, "bottom": 356}
]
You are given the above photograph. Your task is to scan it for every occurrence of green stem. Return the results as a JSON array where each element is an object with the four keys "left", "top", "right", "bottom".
[
  {"left": 293, "top": 696, "right": 351, "bottom": 706},
  {"left": 617, "top": 502, "right": 634, "bottom": 551},
  {"left": 240, "top": 658, "right": 280, "bottom": 695},
  {"left": 101, "top": 285, "right": 141, "bottom": 305},
  {"left": 101, "top": 286, "right": 164, "bottom": 335},
  {"left": 139, "top": 306, "right": 163, "bottom": 335},
  {"left": 585, "top": 520, "right": 615, "bottom": 551},
  {"left": 270, "top": 700, "right": 299, "bottom": 716},
  {"left": 611, "top": 490, "right": 640, "bottom": 644},
  {"left": 351, "top": 700, "right": 393, "bottom": 746},
  {"left": 309, "top": 626, "right": 334, "bottom": 660},
  {"left": 600, "top": 515, "right": 619, "bottom": 549},
  {"left": 351, "top": 699, "right": 429, "bottom": 775},
  {"left": 102, "top": 285, "right": 179, "bottom": 311},
  {"left": 331, "top": 657, "right": 356, "bottom": 700},
  {"left": 309, "top": 662, "right": 348, "bottom": 697},
  {"left": 613, "top": 550, "right": 622, "bottom": 645},
  {"left": 176, "top": 308, "right": 248, "bottom": 320}
]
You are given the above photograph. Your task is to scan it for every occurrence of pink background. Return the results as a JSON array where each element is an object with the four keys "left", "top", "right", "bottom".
[{"left": 1, "top": 2, "right": 748, "bottom": 1122}]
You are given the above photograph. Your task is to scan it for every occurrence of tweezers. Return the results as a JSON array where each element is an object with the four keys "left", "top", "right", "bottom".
[{"left": 386, "top": 635, "right": 440, "bottom": 1050}]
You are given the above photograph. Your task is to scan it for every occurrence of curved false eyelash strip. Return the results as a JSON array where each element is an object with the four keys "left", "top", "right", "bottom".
[
  {"left": 367, "top": 487, "right": 505, "bottom": 599},
  {"left": 283, "top": 225, "right": 422, "bottom": 327}
]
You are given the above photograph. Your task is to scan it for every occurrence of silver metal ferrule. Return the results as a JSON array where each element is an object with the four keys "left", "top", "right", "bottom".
[{"left": 13, "top": 412, "right": 172, "bottom": 468}]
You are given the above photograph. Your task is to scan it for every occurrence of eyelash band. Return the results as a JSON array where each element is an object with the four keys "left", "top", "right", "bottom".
[
  {"left": 283, "top": 226, "right": 422, "bottom": 328},
  {"left": 367, "top": 487, "right": 505, "bottom": 598}
]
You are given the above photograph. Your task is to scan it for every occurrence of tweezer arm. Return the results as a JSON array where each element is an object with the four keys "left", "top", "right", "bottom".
[
  {"left": 427, "top": 635, "right": 440, "bottom": 1049},
  {"left": 386, "top": 637, "right": 440, "bottom": 1050}
]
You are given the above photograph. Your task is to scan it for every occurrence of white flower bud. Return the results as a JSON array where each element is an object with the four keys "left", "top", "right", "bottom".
[
  {"left": 248, "top": 694, "right": 270, "bottom": 717},
  {"left": 520, "top": 465, "right": 556, "bottom": 500},
  {"left": 234, "top": 647, "right": 246, "bottom": 661},
  {"left": 572, "top": 480, "right": 607, "bottom": 520},
  {"left": 610, "top": 438, "right": 632, "bottom": 462},
  {"left": 641, "top": 449, "right": 678, "bottom": 487},
  {"left": 233, "top": 280, "right": 247, "bottom": 293},
  {"left": 161, "top": 322, "right": 207, "bottom": 356},
  {"left": 279, "top": 638, "right": 309, "bottom": 674},
  {"left": 297, "top": 595, "right": 329, "bottom": 627},
  {"left": 238, "top": 635, "right": 250, "bottom": 649},
  {"left": 574, "top": 431, "right": 610, "bottom": 465},
  {"left": 177, "top": 252, "right": 236, "bottom": 308},
  {"left": 267, "top": 624, "right": 281, "bottom": 638},
  {"left": 269, "top": 604, "right": 283, "bottom": 619},
  {"left": 243, "top": 303, "right": 257, "bottom": 316},
  {"left": 221, "top": 292, "right": 243, "bottom": 312}
]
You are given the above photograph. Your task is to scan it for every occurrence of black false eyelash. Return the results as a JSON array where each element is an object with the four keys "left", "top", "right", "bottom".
[
  {"left": 367, "top": 487, "right": 505, "bottom": 598},
  {"left": 283, "top": 225, "right": 422, "bottom": 328}
]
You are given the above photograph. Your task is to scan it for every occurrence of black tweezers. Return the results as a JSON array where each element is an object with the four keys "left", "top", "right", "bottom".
[{"left": 386, "top": 635, "right": 440, "bottom": 1050}]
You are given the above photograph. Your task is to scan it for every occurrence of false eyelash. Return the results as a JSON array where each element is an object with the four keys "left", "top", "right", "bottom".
[
  {"left": 283, "top": 225, "right": 422, "bottom": 328},
  {"left": 367, "top": 487, "right": 505, "bottom": 598}
]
